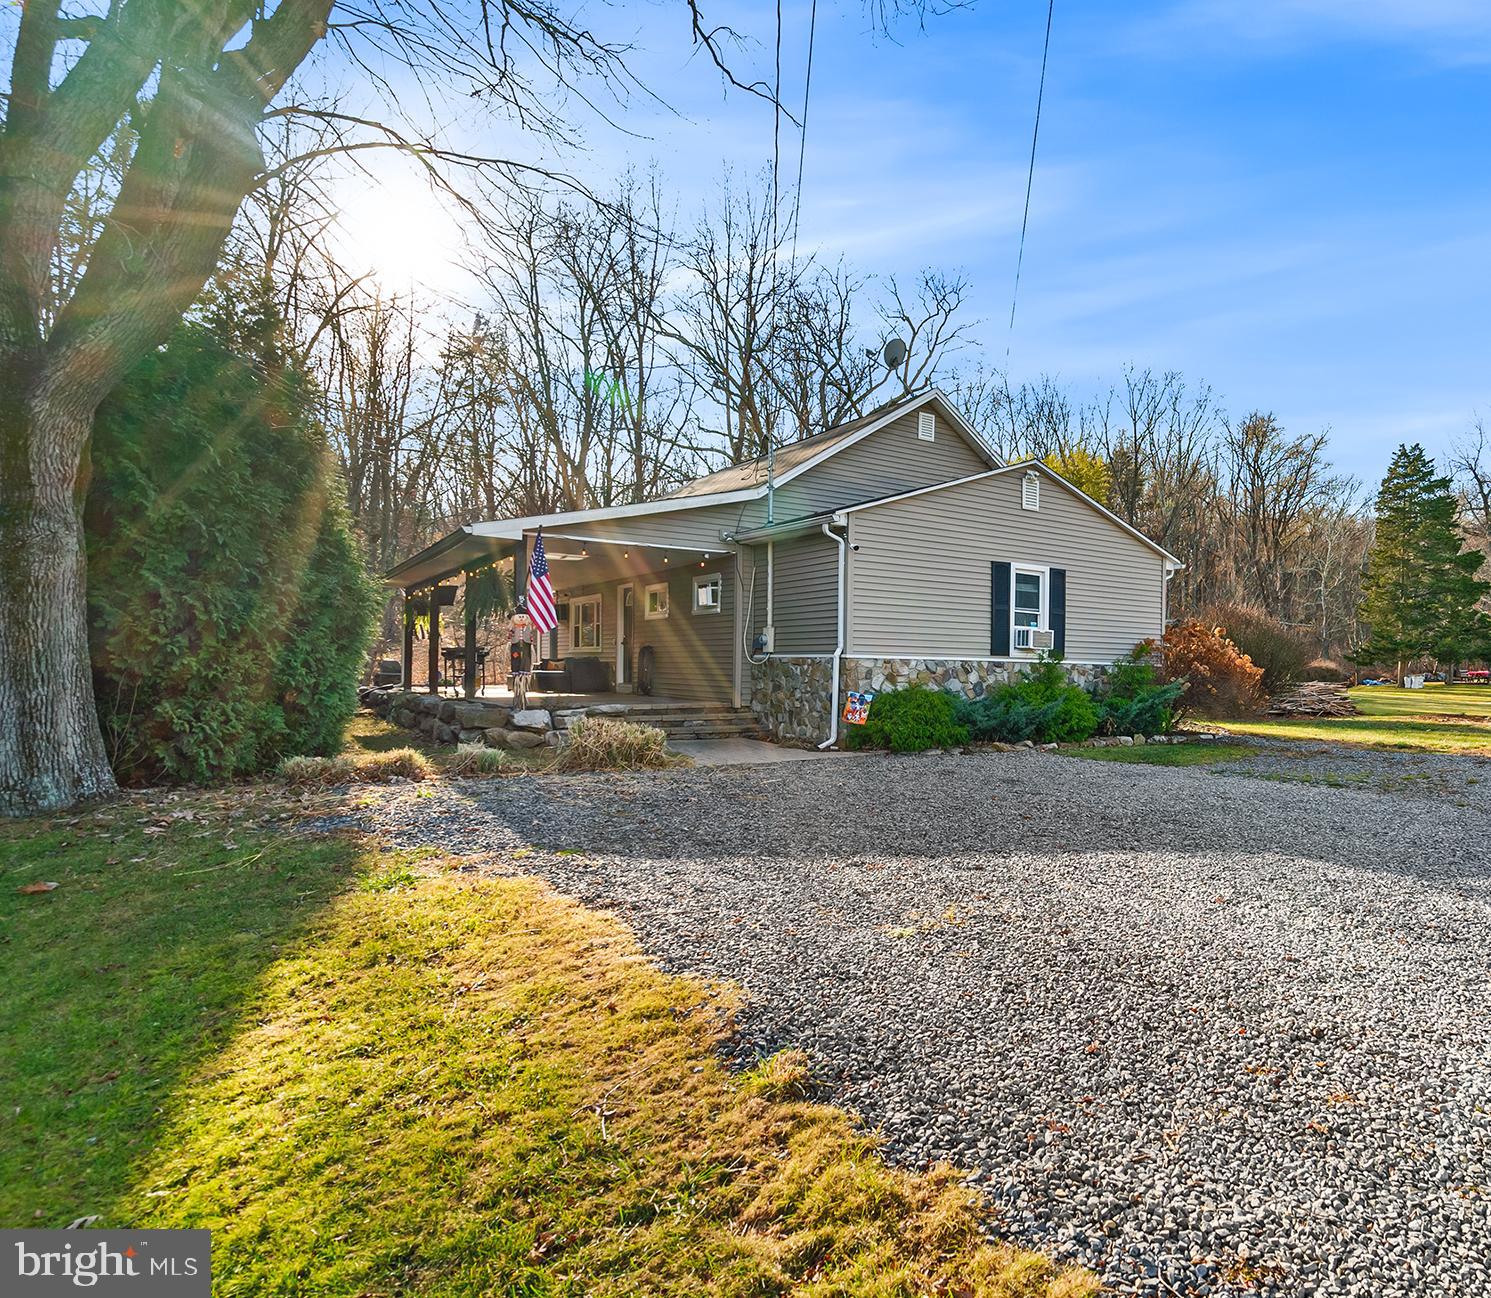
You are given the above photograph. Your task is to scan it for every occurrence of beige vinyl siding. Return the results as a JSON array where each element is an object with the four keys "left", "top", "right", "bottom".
[
  {"left": 847, "top": 473, "right": 1166, "bottom": 662},
  {"left": 767, "top": 406, "right": 990, "bottom": 521},
  {"left": 747, "top": 534, "right": 840, "bottom": 655},
  {"left": 557, "top": 562, "right": 736, "bottom": 703}
]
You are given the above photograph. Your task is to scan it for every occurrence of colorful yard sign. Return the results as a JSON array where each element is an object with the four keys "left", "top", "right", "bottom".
[{"left": 843, "top": 691, "right": 875, "bottom": 725}]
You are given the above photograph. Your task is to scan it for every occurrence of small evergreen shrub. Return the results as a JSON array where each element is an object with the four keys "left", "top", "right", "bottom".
[
  {"left": 1198, "top": 603, "right": 1311, "bottom": 694},
  {"left": 842, "top": 688, "right": 970, "bottom": 752},
  {"left": 1089, "top": 652, "right": 1186, "bottom": 736},
  {"left": 553, "top": 717, "right": 687, "bottom": 772},
  {"left": 954, "top": 657, "right": 1100, "bottom": 745},
  {"left": 1144, "top": 620, "right": 1265, "bottom": 718}
]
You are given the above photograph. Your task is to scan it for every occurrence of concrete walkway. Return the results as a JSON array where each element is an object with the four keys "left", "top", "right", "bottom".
[{"left": 668, "top": 737, "right": 848, "bottom": 766}]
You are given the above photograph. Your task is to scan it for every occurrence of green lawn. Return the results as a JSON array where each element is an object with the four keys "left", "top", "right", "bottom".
[
  {"left": 1060, "top": 741, "right": 1259, "bottom": 767},
  {"left": 1218, "top": 683, "right": 1491, "bottom": 755},
  {"left": 1348, "top": 682, "right": 1491, "bottom": 718},
  {"left": 0, "top": 790, "right": 1089, "bottom": 1298}
]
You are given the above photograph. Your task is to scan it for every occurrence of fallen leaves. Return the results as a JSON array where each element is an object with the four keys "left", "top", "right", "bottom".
[{"left": 17, "top": 881, "right": 59, "bottom": 895}]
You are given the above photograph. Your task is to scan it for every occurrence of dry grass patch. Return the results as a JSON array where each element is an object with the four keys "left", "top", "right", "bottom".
[
  {"left": 278, "top": 747, "right": 432, "bottom": 787},
  {"left": 553, "top": 715, "right": 690, "bottom": 773}
]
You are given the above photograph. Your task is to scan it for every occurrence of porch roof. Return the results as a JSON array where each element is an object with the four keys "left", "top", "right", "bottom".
[{"left": 382, "top": 527, "right": 512, "bottom": 588}]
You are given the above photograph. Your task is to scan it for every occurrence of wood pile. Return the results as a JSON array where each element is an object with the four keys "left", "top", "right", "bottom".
[{"left": 1266, "top": 682, "right": 1359, "bottom": 718}]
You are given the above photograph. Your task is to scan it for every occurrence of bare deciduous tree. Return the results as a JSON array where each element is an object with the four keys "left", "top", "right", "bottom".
[{"left": 0, "top": 0, "right": 812, "bottom": 813}]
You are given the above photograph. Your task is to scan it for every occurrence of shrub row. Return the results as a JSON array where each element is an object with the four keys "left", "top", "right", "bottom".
[{"left": 842, "top": 617, "right": 1274, "bottom": 752}]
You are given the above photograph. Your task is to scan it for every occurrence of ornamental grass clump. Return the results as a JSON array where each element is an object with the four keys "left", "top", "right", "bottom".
[
  {"left": 842, "top": 688, "right": 970, "bottom": 752},
  {"left": 956, "top": 657, "right": 1099, "bottom": 745},
  {"left": 551, "top": 717, "right": 687, "bottom": 772},
  {"left": 278, "top": 749, "right": 431, "bottom": 788},
  {"left": 446, "top": 743, "right": 507, "bottom": 777}
]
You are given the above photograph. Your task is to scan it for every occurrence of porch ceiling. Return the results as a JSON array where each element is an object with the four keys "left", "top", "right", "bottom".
[{"left": 541, "top": 538, "right": 736, "bottom": 590}]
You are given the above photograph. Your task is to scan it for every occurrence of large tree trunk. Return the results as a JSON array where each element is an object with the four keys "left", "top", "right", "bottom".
[{"left": 0, "top": 378, "right": 117, "bottom": 815}]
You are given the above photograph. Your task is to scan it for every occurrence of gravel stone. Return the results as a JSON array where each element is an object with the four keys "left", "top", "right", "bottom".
[
  {"left": 1212, "top": 735, "right": 1491, "bottom": 806},
  {"left": 306, "top": 749, "right": 1491, "bottom": 1297}
]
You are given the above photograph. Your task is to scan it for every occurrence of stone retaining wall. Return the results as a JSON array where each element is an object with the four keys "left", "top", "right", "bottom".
[{"left": 360, "top": 688, "right": 567, "bottom": 751}]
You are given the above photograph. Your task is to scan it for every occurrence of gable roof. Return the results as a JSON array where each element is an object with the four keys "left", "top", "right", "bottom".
[
  {"left": 385, "top": 389, "right": 1003, "bottom": 584},
  {"left": 836, "top": 459, "right": 1184, "bottom": 569},
  {"left": 663, "top": 389, "right": 1001, "bottom": 501}
]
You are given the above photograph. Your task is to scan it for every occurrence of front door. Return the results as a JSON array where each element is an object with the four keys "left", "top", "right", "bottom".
[{"left": 618, "top": 584, "right": 635, "bottom": 685}]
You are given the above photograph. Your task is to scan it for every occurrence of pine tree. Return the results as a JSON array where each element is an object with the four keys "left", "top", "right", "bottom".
[{"left": 1359, "top": 444, "right": 1490, "bottom": 678}]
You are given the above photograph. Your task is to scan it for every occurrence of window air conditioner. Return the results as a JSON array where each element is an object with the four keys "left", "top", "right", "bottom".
[{"left": 1014, "top": 626, "right": 1053, "bottom": 651}]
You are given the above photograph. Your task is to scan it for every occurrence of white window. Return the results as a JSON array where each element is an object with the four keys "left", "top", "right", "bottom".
[
  {"left": 569, "top": 594, "right": 602, "bottom": 651},
  {"left": 1022, "top": 471, "right": 1040, "bottom": 511},
  {"left": 918, "top": 410, "right": 936, "bottom": 441},
  {"left": 1012, "top": 566, "right": 1048, "bottom": 651},
  {"left": 693, "top": 572, "right": 722, "bottom": 614},
  {"left": 644, "top": 582, "right": 670, "bottom": 619}
]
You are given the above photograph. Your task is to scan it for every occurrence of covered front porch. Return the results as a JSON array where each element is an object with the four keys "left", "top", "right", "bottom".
[{"left": 383, "top": 517, "right": 746, "bottom": 707}]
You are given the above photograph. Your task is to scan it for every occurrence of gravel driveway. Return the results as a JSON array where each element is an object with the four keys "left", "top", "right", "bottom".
[{"left": 311, "top": 750, "right": 1490, "bottom": 1298}]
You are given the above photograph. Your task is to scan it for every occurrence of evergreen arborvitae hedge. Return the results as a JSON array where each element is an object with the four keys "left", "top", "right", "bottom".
[{"left": 85, "top": 321, "right": 380, "bottom": 786}]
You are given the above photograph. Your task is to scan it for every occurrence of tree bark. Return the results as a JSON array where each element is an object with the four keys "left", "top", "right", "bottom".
[{"left": 0, "top": 376, "right": 118, "bottom": 814}]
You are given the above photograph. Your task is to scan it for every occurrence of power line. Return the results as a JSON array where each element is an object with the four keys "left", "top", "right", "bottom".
[
  {"left": 789, "top": 0, "right": 819, "bottom": 264},
  {"left": 765, "top": 0, "right": 784, "bottom": 467},
  {"left": 1007, "top": 0, "right": 1055, "bottom": 360}
]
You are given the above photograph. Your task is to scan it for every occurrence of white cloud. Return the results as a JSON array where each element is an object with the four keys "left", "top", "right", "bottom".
[{"left": 1130, "top": 0, "right": 1491, "bottom": 62}]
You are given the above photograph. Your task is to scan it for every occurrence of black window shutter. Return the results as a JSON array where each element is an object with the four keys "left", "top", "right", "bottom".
[
  {"left": 1050, "top": 568, "right": 1067, "bottom": 656},
  {"left": 991, "top": 561, "right": 1011, "bottom": 656}
]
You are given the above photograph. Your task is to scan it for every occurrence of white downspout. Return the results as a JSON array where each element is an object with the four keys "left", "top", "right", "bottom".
[{"left": 819, "top": 522, "right": 847, "bottom": 749}]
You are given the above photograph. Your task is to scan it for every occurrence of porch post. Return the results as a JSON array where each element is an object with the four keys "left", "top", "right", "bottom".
[
  {"left": 426, "top": 588, "right": 441, "bottom": 695},
  {"left": 513, "top": 537, "right": 528, "bottom": 608},
  {"left": 401, "top": 588, "right": 415, "bottom": 688},
  {"left": 463, "top": 578, "right": 479, "bottom": 701}
]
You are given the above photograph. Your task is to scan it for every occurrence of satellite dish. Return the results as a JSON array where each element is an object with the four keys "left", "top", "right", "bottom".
[{"left": 882, "top": 338, "right": 908, "bottom": 369}]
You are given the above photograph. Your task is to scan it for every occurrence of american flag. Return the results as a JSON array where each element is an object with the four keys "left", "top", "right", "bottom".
[{"left": 525, "top": 530, "right": 558, "bottom": 633}]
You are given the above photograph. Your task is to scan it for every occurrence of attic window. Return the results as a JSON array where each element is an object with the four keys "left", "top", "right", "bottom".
[
  {"left": 917, "top": 411, "right": 935, "bottom": 442},
  {"left": 1022, "top": 471, "right": 1040, "bottom": 511}
]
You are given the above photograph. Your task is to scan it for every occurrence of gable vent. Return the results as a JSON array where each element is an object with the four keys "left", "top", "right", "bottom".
[
  {"left": 1022, "top": 471, "right": 1040, "bottom": 511},
  {"left": 917, "top": 410, "right": 935, "bottom": 442}
]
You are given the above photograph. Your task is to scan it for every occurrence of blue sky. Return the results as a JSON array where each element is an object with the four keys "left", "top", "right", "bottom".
[{"left": 321, "top": 2, "right": 1490, "bottom": 481}]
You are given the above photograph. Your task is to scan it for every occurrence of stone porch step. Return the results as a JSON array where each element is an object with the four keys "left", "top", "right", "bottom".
[
  {"left": 552, "top": 706, "right": 754, "bottom": 728},
  {"left": 551, "top": 704, "right": 764, "bottom": 741}
]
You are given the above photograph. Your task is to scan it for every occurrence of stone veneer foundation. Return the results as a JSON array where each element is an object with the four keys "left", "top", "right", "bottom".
[
  {"left": 749, "top": 656, "right": 833, "bottom": 745},
  {"left": 751, "top": 656, "right": 1112, "bottom": 745}
]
